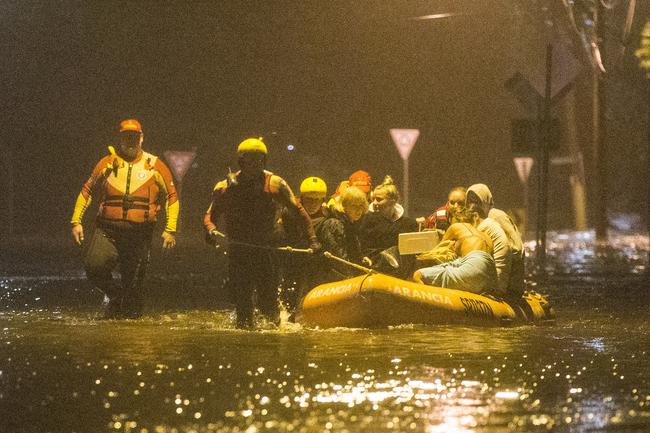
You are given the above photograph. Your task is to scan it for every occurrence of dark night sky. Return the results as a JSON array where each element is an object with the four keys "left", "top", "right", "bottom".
[{"left": 1, "top": 0, "right": 648, "bottom": 236}]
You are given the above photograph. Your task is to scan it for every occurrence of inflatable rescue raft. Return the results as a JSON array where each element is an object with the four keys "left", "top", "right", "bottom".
[{"left": 297, "top": 273, "right": 555, "bottom": 328}]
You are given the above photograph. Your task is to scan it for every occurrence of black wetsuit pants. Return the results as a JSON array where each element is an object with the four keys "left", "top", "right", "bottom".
[
  {"left": 84, "top": 225, "right": 152, "bottom": 318},
  {"left": 227, "top": 244, "right": 279, "bottom": 328},
  {"left": 279, "top": 253, "right": 307, "bottom": 317},
  {"left": 280, "top": 253, "right": 328, "bottom": 318}
]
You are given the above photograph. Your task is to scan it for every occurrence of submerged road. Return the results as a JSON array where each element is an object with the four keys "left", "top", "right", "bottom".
[{"left": 1, "top": 231, "right": 649, "bottom": 433}]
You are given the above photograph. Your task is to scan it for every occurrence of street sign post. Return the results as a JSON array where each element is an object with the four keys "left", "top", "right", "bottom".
[
  {"left": 513, "top": 156, "right": 534, "bottom": 237},
  {"left": 389, "top": 128, "right": 420, "bottom": 215}
]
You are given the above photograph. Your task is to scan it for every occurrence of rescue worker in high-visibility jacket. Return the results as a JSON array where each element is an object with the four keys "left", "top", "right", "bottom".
[
  {"left": 70, "top": 119, "right": 179, "bottom": 319},
  {"left": 203, "top": 138, "right": 318, "bottom": 328}
]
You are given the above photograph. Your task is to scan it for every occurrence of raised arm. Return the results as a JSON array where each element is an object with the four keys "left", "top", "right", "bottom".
[{"left": 203, "top": 180, "right": 228, "bottom": 236}]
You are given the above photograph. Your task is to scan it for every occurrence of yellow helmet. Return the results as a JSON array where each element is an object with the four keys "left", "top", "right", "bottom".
[
  {"left": 237, "top": 138, "right": 267, "bottom": 155},
  {"left": 300, "top": 176, "right": 327, "bottom": 197}
]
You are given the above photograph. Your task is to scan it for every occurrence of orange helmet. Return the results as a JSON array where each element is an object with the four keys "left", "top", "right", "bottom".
[
  {"left": 119, "top": 118, "right": 143, "bottom": 133},
  {"left": 348, "top": 170, "right": 371, "bottom": 193}
]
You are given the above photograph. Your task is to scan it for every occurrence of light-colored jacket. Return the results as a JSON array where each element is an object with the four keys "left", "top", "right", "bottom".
[{"left": 468, "top": 183, "right": 525, "bottom": 295}]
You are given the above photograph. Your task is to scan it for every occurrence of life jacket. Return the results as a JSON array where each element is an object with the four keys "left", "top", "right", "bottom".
[
  {"left": 220, "top": 170, "right": 280, "bottom": 243},
  {"left": 97, "top": 151, "right": 165, "bottom": 226},
  {"left": 424, "top": 205, "right": 449, "bottom": 230}
]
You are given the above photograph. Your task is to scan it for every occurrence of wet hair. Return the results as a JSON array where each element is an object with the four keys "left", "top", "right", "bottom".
[
  {"left": 373, "top": 175, "right": 399, "bottom": 201},
  {"left": 341, "top": 186, "right": 369, "bottom": 211},
  {"left": 447, "top": 206, "right": 476, "bottom": 224}
]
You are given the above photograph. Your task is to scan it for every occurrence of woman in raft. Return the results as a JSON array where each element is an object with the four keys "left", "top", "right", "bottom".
[
  {"left": 412, "top": 206, "right": 497, "bottom": 295},
  {"left": 360, "top": 175, "right": 418, "bottom": 277}
]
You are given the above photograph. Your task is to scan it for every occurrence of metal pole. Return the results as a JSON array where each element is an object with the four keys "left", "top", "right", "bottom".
[
  {"left": 536, "top": 44, "right": 553, "bottom": 270},
  {"left": 403, "top": 157, "right": 409, "bottom": 216},
  {"left": 523, "top": 180, "right": 529, "bottom": 241},
  {"left": 565, "top": 88, "right": 588, "bottom": 231}
]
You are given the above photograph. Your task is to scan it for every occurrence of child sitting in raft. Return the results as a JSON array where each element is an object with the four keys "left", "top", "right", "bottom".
[
  {"left": 319, "top": 186, "right": 370, "bottom": 278},
  {"left": 412, "top": 206, "right": 497, "bottom": 295}
]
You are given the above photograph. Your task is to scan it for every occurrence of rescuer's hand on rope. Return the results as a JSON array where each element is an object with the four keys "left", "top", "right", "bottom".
[
  {"left": 162, "top": 231, "right": 176, "bottom": 249},
  {"left": 71, "top": 224, "right": 84, "bottom": 245}
]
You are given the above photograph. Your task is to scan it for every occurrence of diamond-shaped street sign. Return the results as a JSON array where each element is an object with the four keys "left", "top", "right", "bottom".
[
  {"left": 505, "top": 43, "right": 579, "bottom": 116},
  {"left": 390, "top": 128, "right": 420, "bottom": 161},
  {"left": 164, "top": 150, "right": 196, "bottom": 182},
  {"left": 513, "top": 157, "right": 534, "bottom": 184}
]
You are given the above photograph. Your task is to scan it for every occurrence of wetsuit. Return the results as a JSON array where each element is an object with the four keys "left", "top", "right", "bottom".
[
  {"left": 279, "top": 201, "right": 328, "bottom": 315},
  {"left": 71, "top": 150, "right": 179, "bottom": 318},
  {"left": 204, "top": 170, "right": 315, "bottom": 327}
]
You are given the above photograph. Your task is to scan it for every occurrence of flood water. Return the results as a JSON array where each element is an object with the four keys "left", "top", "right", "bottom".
[{"left": 1, "top": 231, "right": 649, "bottom": 433}]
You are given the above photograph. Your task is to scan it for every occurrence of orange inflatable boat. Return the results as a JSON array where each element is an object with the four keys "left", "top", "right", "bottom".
[{"left": 297, "top": 273, "right": 555, "bottom": 328}]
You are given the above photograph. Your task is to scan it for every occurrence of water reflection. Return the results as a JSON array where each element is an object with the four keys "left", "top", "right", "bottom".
[{"left": 1, "top": 231, "right": 650, "bottom": 432}]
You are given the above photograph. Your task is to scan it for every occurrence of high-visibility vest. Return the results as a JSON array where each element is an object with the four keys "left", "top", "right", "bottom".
[{"left": 71, "top": 151, "right": 178, "bottom": 231}]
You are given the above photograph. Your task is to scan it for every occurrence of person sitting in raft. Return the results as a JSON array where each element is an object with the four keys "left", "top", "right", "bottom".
[
  {"left": 327, "top": 170, "right": 372, "bottom": 212},
  {"left": 348, "top": 170, "right": 372, "bottom": 200},
  {"left": 422, "top": 186, "right": 467, "bottom": 232},
  {"left": 413, "top": 206, "right": 497, "bottom": 295},
  {"left": 319, "top": 186, "right": 370, "bottom": 278},
  {"left": 359, "top": 175, "right": 418, "bottom": 277},
  {"left": 466, "top": 183, "right": 524, "bottom": 297}
]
